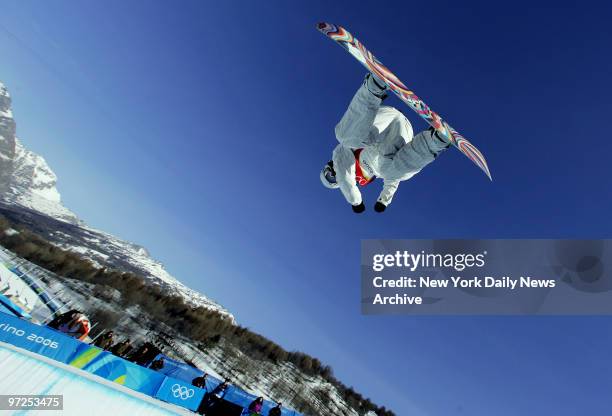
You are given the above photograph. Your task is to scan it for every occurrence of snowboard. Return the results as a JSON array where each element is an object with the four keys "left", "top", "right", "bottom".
[{"left": 317, "top": 22, "right": 492, "bottom": 180}]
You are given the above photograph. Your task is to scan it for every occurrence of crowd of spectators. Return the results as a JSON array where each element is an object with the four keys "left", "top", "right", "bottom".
[
  {"left": 46, "top": 309, "right": 90, "bottom": 340},
  {"left": 189, "top": 371, "right": 283, "bottom": 415},
  {"left": 82, "top": 326, "right": 285, "bottom": 416}
]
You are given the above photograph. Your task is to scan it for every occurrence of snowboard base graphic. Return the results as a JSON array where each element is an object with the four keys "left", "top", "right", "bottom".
[{"left": 317, "top": 22, "right": 492, "bottom": 180}]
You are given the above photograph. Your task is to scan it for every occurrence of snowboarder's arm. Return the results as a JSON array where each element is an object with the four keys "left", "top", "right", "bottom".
[
  {"left": 378, "top": 179, "right": 400, "bottom": 206},
  {"left": 333, "top": 145, "right": 362, "bottom": 206},
  {"left": 338, "top": 171, "right": 362, "bottom": 206}
]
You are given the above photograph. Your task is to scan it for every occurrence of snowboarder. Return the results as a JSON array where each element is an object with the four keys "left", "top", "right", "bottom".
[{"left": 320, "top": 73, "right": 451, "bottom": 213}]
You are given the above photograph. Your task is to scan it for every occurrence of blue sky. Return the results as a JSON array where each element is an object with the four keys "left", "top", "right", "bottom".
[{"left": 1, "top": 1, "right": 612, "bottom": 414}]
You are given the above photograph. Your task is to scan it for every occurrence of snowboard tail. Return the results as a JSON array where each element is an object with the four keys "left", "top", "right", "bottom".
[{"left": 317, "top": 22, "right": 492, "bottom": 180}]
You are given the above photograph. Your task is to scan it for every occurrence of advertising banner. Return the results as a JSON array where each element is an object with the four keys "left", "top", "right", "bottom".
[
  {"left": 69, "top": 345, "right": 165, "bottom": 396},
  {"left": 0, "top": 311, "right": 80, "bottom": 362},
  {"left": 154, "top": 375, "right": 205, "bottom": 411},
  {"left": 223, "top": 386, "right": 255, "bottom": 409},
  {"left": 151, "top": 353, "right": 203, "bottom": 383}
]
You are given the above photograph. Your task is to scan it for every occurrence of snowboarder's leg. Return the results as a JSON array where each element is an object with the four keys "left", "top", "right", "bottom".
[
  {"left": 387, "top": 128, "right": 450, "bottom": 178},
  {"left": 334, "top": 74, "right": 387, "bottom": 148}
]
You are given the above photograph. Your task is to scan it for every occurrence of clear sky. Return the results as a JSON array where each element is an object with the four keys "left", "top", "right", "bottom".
[{"left": 1, "top": 1, "right": 612, "bottom": 414}]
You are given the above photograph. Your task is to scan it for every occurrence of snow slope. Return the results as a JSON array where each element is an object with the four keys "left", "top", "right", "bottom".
[{"left": 0, "top": 344, "right": 191, "bottom": 416}]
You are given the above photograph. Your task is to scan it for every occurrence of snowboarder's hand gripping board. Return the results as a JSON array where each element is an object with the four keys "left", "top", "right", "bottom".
[{"left": 317, "top": 22, "right": 492, "bottom": 181}]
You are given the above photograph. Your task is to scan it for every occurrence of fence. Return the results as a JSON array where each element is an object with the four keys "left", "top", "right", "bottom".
[
  {"left": 0, "top": 311, "right": 302, "bottom": 415},
  {"left": 0, "top": 247, "right": 304, "bottom": 416}
]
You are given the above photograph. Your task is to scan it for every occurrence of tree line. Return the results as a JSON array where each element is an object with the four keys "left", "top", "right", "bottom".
[{"left": 0, "top": 215, "right": 394, "bottom": 416}]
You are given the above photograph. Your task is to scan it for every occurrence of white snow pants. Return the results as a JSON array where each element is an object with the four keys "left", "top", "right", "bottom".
[{"left": 335, "top": 79, "right": 450, "bottom": 182}]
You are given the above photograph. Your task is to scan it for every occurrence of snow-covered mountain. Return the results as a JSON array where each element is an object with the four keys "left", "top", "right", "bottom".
[
  {"left": 0, "top": 81, "right": 395, "bottom": 415},
  {"left": 0, "top": 83, "right": 17, "bottom": 195},
  {"left": 0, "top": 82, "right": 79, "bottom": 223},
  {"left": 0, "top": 81, "right": 232, "bottom": 320},
  {"left": 10, "top": 137, "right": 83, "bottom": 224}
]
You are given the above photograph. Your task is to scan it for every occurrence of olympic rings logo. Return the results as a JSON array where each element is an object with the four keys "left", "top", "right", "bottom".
[{"left": 171, "top": 384, "right": 195, "bottom": 400}]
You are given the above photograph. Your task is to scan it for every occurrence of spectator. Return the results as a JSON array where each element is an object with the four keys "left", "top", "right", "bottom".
[
  {"left": 110, "top": 339, "right": 132, "bottom": 357},
  {"left": 93, "top": 330, "right": 114, "bottom": 350},
  {"left": 130, "top": 345, "right": 150, "bottom": 365},
  {"left": 199, "top": 379, "right": 230, "bottom": 414},
  {"left": 129, "top": 342, "right": 161, "bottom": 367},
  {"left": 150, "top": 357, "right": 165, "bottom": 371},
  {"left": 247, "top": 397, "right": 264, "bottom": 415},
  {"left": 192, "top": 373, "right": 208, "bottom": 389},
  {"left": 268, "top": 402, "right": 282, "bottom": 416},
  {"left": 58, "top": 312, "right": 90, "bottom": 340},
  {"left": 47, "top": 309, "right": 79, "bottom": 329}
]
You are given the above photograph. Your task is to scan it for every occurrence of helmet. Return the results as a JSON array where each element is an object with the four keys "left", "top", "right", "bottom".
[{"left": 320, "top": 161, "right": 339, "bottom": 189}]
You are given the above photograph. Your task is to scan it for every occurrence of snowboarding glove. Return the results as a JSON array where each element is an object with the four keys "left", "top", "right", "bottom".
[
  {"left": 374, "top": 201, "right": 387, "bottom": 213},
  {"left": 352, "top": 202, "right": 366, "bottom": 214}
]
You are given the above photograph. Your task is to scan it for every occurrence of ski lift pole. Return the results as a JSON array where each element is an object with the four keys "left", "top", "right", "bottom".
[
  {"left": 88, "top": 321, "right": 99, "bottom": 338},
  {"left": 89, "top": 323, "right": 109, "bottom": 344}
]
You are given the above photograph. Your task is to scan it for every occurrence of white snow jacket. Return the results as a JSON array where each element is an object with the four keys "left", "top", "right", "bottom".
[
  {"left": 332, "top": 80, "right": 448, "bottom": 207},
  {"left": 333, "top": 105, "right": 416, "bottom": 206}
]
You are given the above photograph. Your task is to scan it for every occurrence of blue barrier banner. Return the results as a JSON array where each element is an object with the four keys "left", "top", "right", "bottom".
[
  {"left": 155, "top": 375, "right": 205, "bottom": 411},
  {"left": 0, "top": 294, "right": 28, "bottom": 318},
  {"left": 202, "top": 375, "right": 223, "bottom": 394},
  {"left": 0, "top": 301, "right": 13, "bottom": 316},
  {"left": 199, "top": 377, "right": 302, "bottom": 416},
  {"left": 0, "top": 311, "right": 80, "bottom": 362},
  {"left": 0, "top": 311, "right": 304, "bottom": 416},
  {"left": 152, "top": 353, "right": 204, "bottom": 384},
  {"left": 224, "top": 387, "right": 256, "bottom": 409},
  {"left": 69, "top": 344, "right": 165, "bottom": 396}
]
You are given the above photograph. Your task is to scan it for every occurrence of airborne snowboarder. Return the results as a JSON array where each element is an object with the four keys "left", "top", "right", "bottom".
[{"left": 320, "top": 73, "right": 451, "bottom": 213}]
